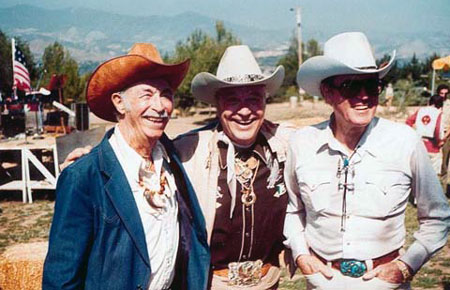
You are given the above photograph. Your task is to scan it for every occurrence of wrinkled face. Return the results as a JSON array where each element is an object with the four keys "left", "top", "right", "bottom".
[
  {"left": 321, "top": 73, "right": 381, "bottom": 129},
  {"left": 112, "top": 79, "right": 174, "bottom": 141},
  {"left": 216, "top": 85, "right": 266, "bottom": 147}
]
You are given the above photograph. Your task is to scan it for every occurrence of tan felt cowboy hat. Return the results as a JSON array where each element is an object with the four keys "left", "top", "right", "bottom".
[
  {"left": 86, "top": 43, "right": 190, "bottom": 122},
  {"left": 191, "top": 45, "right": 285, "bottom": 105},
  {"left": 297, "top": 32, "right": 396, "bottom": 98}
]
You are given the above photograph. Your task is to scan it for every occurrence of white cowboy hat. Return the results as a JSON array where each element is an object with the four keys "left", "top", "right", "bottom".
[
  {"left": 191, "top": 45, "right": 285, "bottom": 105},
  {"left": 297, "top": 32, "right": 396, "bottom": 98}
]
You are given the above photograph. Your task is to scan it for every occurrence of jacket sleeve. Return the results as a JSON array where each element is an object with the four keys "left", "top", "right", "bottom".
[{"left": 42, "top": 166, "right": 94, "bottom": 289}]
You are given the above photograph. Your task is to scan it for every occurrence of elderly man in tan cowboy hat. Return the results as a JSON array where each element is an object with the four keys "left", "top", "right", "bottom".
[
  {"left": 283, "top": 32, "right": 450, "bottom": 290},
  {"left": 42, "top": 43, "right": 210, "bottom": 290},
  {"left": 173, "top": 45, "right": 294, "bottom": 289}
]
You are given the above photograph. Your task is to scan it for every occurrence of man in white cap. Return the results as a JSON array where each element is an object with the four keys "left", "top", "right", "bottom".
[
  {"left": 174, "top": 45, "right": 294, "bottom": 289},
  {"left": 284, "top": 32, "right": 450, "bottom": 289}
]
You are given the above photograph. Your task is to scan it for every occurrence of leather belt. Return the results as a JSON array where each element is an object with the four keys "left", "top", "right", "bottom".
[
  {"left": 213, "top": 263, "right": 272, "bottom": 278},
  {"left": 313, "top": 249, "right": 400, "bottom": 272}
]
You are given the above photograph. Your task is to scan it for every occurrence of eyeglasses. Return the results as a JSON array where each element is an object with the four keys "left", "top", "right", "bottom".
[{"left": 326, "top": 77, "right": 385, "bottom": 99}]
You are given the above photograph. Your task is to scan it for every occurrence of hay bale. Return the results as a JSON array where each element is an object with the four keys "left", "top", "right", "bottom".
[{"left": 0, "top": 242, "right": 48, "bottom": 290}]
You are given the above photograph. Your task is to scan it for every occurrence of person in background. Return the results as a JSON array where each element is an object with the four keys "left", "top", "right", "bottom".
[
  {"left": 406, "top": 94, "right": 444, "bottom": 174},
  {"left": 438, "top": 84, "right": 450, "bottom": 191},
  {"left": 384, "top": 83, "right": 394, "bottom": 110}
]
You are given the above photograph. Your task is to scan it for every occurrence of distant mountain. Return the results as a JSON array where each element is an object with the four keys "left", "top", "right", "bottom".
[
  {"left": 0, "top": 4, "right": 448, "bottom": 67},
  {"left": 0, "top": 5, "right": 287, "bottom": 62}
]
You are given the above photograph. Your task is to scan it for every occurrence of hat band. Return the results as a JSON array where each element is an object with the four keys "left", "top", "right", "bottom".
[{"left": 222, "top": 74, "right": 265, "bottom": 83}]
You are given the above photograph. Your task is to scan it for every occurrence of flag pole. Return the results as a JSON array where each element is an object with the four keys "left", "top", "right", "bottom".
[{"left": 11, "top": 38, "right": 17, "bottom": 99}]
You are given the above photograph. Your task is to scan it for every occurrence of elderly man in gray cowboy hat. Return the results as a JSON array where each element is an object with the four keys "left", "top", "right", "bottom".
[
  {"left": 43, "top": 43, "right": 210, "bottom": 290},
  {"left": 173, "top": 45, "right": 295, "bottom": 289},
  {"left": 283, "top": 32, "right": 450, "bottom": 290}
]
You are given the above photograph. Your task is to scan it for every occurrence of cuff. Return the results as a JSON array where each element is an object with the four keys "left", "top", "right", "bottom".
[
  {"left": 289, "top": 235, "right": 310, "bottom": 262},
  {"left": 399, "top": 242, "right": 430, "bottom": 273}
]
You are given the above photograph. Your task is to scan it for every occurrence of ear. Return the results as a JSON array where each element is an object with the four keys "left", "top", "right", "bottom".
[
  {"left": 111, "top": 93, "right": 126, "bottom": 115},
  {"left": 320, "top": 82, "right": 333, "bottom": 105}
]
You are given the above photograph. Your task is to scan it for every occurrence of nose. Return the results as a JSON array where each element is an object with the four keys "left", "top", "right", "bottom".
[
  {"left": 237, "top": 104, "right": 252, "bottom": 117},
  {"left": 150, "top": 93, "right": 164, "bottom": 113},
  {"left": 355, "top": 87, "right": 370, "bottom": 101}
]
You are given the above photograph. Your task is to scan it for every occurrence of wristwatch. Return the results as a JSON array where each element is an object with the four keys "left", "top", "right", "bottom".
[{"left": 395, "top": 260, "right": 413, "bottom": 282}]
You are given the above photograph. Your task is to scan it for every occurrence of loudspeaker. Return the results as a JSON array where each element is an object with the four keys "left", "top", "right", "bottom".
[
  {"left": 1, "top": 113, "right": 25, "bottom": 137},
  {"left": 75, "top": 103, "right": 89, "bottom": 131}
]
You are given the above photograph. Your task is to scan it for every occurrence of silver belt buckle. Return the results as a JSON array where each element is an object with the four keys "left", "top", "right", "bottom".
[{"left": 228, "top": 259, "right": 263, "bottom": 287}]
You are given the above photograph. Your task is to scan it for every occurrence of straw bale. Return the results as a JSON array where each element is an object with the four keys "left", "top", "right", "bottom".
[{"left": 0, "top": 242, "right": 48, "bottom": 290}]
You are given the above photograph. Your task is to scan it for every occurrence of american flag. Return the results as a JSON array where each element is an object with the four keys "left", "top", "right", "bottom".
[{"left": 12, "top": 38, "right": 31, "bottom": 92}]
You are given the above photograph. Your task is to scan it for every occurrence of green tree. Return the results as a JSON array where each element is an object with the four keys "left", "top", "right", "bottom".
[
  {"left": 305, "top": 39, "right": 322, "bottom": 59},
  {"left": 41, "top": 42, "right": 83, "bottom": 103},
  {"left": 168, "top": 21, "right": 240, "bottom": 110},
  {"left": 276, "top": 33, "right": 320, "bottom": 100}
]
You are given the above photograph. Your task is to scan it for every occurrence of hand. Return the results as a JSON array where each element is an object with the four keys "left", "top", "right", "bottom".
[
  {"left": 362, "top": 261, "right": 405, "bottom": 284},
  {"left": 60, "top": 145, "right": 92, "bottom": 171},
  {"left": 296, "top": 254, "right": 333, "bottom": 278}
]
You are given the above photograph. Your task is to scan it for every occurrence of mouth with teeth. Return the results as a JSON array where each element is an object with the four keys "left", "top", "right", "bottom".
[
  {"left": 142, "top": 116, "right": 168, "bottom": 124},
  {"left": 233, "top": 119, "right": 255, "bottom": 126}
]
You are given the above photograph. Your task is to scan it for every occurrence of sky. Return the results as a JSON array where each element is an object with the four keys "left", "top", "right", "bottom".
[{"left": 2, "top": 0, "right": 449, "bottom": 35}]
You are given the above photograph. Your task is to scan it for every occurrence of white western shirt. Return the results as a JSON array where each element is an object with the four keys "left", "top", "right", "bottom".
[
  {"left": 109, "top": 126, "right": 179, "bottom": 290},
  {"left": 283, "top": 117, "right": 450, "bottom": 273}
]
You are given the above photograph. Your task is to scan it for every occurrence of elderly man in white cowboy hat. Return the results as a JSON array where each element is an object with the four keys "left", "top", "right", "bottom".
[
  {"left": 43, "top": 43, "right": 210, "bottom": 290},
  {"left": 283, "top": 32, "right": 450, "bottom": 290},
  {"left": 173, "top": 45, "right": 294, "bottom": 289}
]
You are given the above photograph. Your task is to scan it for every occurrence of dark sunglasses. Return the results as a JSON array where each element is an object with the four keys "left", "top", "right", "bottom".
[{"left": 326, "top": 77, "right": 385, "bottom": 99}]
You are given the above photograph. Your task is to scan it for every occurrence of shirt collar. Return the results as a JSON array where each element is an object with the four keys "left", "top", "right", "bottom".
[
  {"left": 315, "top": 115, "right": 380, "bottom": 158},
  {"left": 218, "top": 133, "right": 269, "bottom": 169},
  {"left": 113, "top": 125, "right": 170, "bottom": 182}
]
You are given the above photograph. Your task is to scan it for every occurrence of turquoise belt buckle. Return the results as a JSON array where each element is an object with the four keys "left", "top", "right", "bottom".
[{"left": 339, "top": 260, "right": 367, "bottom": 278}]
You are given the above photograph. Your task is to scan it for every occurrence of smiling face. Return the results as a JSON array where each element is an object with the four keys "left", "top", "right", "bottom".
[
  {"left": 321, "top": 73, "right": 380, "bottom": 131},
  {"left": 216, "top": 85, "right": 266, "bottom": 147},
  {"left": 112, "top": 79, "right": 174, "bottom": 146}
]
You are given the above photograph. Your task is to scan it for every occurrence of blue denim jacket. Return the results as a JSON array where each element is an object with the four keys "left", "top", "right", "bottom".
[{"left": 43, "top": 129, "right": 210, "bottom": 290}]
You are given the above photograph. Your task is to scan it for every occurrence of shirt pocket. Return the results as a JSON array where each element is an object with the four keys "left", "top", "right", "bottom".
[
  {"left": 298, "top": 173, "right": 333, "bottom": 212},
  {"left": 363, "top": 173, "right": 410, "bottom": 217}
]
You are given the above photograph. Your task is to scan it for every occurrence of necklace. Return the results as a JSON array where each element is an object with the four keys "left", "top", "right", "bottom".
[
  {"left": 139, "top": 157, "right": 167, "bottom": 209},
  {"left": 234, "top": 155, "right": 260, "bottom": 206}
]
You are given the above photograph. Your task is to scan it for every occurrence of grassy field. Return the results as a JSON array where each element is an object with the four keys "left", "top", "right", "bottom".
[{"left": 0, "top": 198, "right": 448, "bottom": 289}]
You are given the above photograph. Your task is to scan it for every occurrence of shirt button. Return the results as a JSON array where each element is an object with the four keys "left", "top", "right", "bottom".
[
  {"left": 242, "top": 255, "right": 247, "bottom": 259},
  {"left": 347, "top": 242, "right": 351, "bottom": 246},
  {"left": 245, "top": 232, "right": 250, "bottom": 237},
  {"left": 246, "top": 207, "right": 250, "bottom": 212}
]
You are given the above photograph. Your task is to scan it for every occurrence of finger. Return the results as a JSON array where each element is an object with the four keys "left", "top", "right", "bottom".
[
  {"left": 83, "top": 145, "right": 93, "bottom": 152},
  {"left": 362, "top": 267, "right": 381, "bottom": 280},
  {"left": 60, "top": 160, "right": 73, "bottom": 171},
  {"left": 319, "top": 264, "right": 333, "bottom": 279}
]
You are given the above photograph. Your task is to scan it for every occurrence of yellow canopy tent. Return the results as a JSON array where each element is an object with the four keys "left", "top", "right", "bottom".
[{"left": 432, "top": 55, "right": 450, "bottom": 93}]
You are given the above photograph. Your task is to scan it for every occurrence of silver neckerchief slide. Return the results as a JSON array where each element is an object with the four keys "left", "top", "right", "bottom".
[{"left": 228, "top": 260, "right": 263, "bottom": 287}]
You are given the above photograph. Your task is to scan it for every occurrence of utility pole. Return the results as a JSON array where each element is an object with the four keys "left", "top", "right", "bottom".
[
  {"left": 295, "top": 7, "right": 302, "bottom": 66},
  {"left": 290, "top": 6, "right": 305, "bottom": 103}
]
